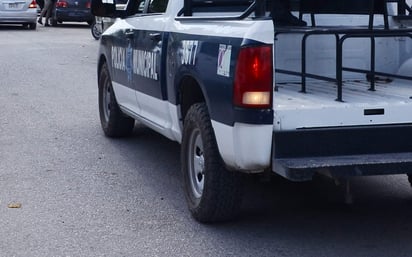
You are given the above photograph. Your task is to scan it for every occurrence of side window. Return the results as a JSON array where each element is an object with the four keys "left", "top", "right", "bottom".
[
  {"left": 148, "top": 0, "right": 168, "bottom": 13},
  {"left": 126, "top": 0, "right": 145, "bottom": 16}
]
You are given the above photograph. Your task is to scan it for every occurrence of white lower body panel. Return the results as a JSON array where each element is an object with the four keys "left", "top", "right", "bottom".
[
  {"left": 113, "top": 82, "right": 182, "bottom": 142},
  {"left": 212, "top": 121, "right": 273, "bottom": 172}
]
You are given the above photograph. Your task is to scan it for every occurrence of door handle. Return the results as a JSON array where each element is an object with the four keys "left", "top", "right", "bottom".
[
  {"left": 125, "top": 29, "right": 134, "bottom": 39},
  {"left": 149, "top": 33, "right": 162, "bottom": 41}
]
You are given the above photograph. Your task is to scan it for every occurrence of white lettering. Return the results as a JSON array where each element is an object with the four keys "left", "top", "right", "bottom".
[
  {"left": 111, "top": 46, "right": 158, "bottom": 80},
  {"left": 132, "top": 49, "right": 158, "bottom": 80},
  {"left": 111, "top": 46, "right": 126, "bottom": 71},
  {"left": 181, "top": 40, "right": 198, "bottom": 66}
]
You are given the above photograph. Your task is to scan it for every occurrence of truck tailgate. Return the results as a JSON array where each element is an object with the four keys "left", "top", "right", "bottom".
[{"left": 273, "top": 80, "right": 412, "bottom": 130}]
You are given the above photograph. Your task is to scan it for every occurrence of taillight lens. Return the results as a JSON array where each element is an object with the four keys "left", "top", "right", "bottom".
[
  {"left": 56, "top": 1, "right": 68, "bottom": 7},
  {"left": 233, "top": 45, "right": 273, "bottom": 108},
  {"left": 28, "top": 0, "right": 36, "bottom": 8},
  {"left": 85, "top": 1, "right": 91, "bottom": 8}
]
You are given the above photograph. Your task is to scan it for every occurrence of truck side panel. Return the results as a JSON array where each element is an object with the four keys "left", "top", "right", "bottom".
[{"left": 166, "top": 19, "right": 275, "bottom": 171}]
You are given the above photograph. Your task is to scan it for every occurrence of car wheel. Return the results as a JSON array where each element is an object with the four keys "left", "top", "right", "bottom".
[
  {"left": 181, "top": 103, "right": 243, "bottom": 223},
  {"left": 98, "top": 63, "right": 135, "bottom": 137},
  {"left": 91, "top": 20, "right": 101, "bottom": 40},
  {"left": 407, "top": 174, "right": 412, "bottom": 187},
  {"left": 28, "top": 22, "right": 36, "bottom": 30}
]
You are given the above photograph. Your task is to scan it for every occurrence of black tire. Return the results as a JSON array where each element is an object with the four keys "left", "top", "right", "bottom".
[
  {"left": 181, "top": 103, "right": 243, "bottom": 223},
  {"left": 98, "top": 63, "right": 135, "bottom": 137},
  {"left": 408, "top": 174, "right": 412, "bottom": 187},
  {"left": 28, "top": 23, "right": 36, "bottom": 30},
  {"left": 91, "top": 20, "right": 102, "bottom": 40}
]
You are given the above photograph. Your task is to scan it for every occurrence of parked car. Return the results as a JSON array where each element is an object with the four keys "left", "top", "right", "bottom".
[
  {"left": 50, "top": 0, "right": 93, "bottom": 26},
  {"left": 0, "top": 0, "right": 38, "bottom": 29},
  {"left": 90, "top": 1, "right": 126, "bottom": 40}
]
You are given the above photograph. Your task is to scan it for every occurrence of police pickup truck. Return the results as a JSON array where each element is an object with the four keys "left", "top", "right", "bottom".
[{"left": 91, "top": 0, "right": 412, "bottom": 222}]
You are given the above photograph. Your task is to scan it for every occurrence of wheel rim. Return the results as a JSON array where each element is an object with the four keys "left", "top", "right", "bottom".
[
  {"left": 92, "top": 24, "right": 101, "bottom": 38},
  {"left": 102, "top": 79, "right": 112, "bottom": 123},
  {"left": 188, "top": 128, "right": 205, "bottom": 199}
]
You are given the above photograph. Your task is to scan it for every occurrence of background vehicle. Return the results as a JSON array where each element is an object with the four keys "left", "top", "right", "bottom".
[
  {"left": 90, "top": 15, "right": 102, "bottom": 39},
  {"left": 90, "top": 2, "right": 126, "bottom": 39},
  {"left": 0, "top": 0, "right": 37, "bottom": 29},
  {"left": 50, "top": 0, "right": 93, "bottom": 26},
  {"left": 91, "top": 16, "right": 116, "bottom": 39}
]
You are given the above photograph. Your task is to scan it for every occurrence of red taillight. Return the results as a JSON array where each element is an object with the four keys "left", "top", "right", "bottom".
[
  {"left": 29, "top": 0, "right": 36, "bottom": 8},
  {"left": 233, "top": 45, "right": 273, "bottom": 108},
  {"left": 85, "top": 1, "right": 91, "bottom": 8},
  {"left": 56, "top": 1, "right": 68, "bottom": 7}
]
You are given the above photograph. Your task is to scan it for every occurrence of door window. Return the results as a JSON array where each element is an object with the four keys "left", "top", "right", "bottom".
[{"left": 148, "top": 0, "right": 168, "bottom": 13}]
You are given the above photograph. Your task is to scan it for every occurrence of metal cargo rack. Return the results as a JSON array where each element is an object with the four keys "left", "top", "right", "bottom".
[{"left": 274, "top": 0, "right": 412, "bottom": 102}]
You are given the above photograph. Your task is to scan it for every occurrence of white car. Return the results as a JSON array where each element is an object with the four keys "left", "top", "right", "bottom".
[{"left": 0, "top": 0, "right": 38, "bottom": 29}]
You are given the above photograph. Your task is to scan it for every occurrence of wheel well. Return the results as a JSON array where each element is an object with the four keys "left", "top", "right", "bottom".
[{"left": 180, "top": 76, "right": 205, "bottom": 122}]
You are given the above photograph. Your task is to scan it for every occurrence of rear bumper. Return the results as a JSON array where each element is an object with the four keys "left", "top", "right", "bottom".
[
  {"left": 0, "top": 10, "right": 37, "bottom": 23},
  {"left": 272, "top": 124, "right": 412, "bottom": 181},
  {"left": 54, "top": 9, "right": 93, "bottom": 22},
  {"left": 274, "top": 153, "right": 412, "bottom": 181}
]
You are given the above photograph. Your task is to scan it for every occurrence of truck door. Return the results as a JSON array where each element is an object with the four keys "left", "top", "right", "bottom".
[
  {"left": 108, "top": 0, "right": 145, "bottom": 115},
  {"left": 125, "top": 0, "right": 169, "bottom": 128}
]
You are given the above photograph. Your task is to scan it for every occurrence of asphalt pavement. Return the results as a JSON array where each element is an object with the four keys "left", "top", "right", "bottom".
[{"left": 1, "top": 23, "right": 412, "bottom": 257}]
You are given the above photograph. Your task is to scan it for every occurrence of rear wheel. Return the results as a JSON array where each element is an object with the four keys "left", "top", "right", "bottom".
[
  {"left": 181, "top": 103, "right": 243, "bottom": 223},
  {"left": 91, "top": 19, "right": 102, "bottom": 40},
  {"left": 98, "top": 63, "right": 135, "bottom": 137},
  {"left": 407, "top": 174, "right": 412, "bottom": 187}
]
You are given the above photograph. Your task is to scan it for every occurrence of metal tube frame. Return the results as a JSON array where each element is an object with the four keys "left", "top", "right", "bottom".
[{"left": 275, "top": 27, "right": 412, "bottom": 102}]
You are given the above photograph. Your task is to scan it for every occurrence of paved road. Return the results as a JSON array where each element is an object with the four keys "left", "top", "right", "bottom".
[{"left": 1, "top": 23, "right": 412, "bottom": 257}]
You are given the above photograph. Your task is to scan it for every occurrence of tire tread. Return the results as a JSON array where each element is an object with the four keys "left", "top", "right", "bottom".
[
  {"left": 98, "top": 63, "right": 134, "bottom": 137},
  {"left": 182, "top": 103, "right": 243, "bottom": 223}
]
